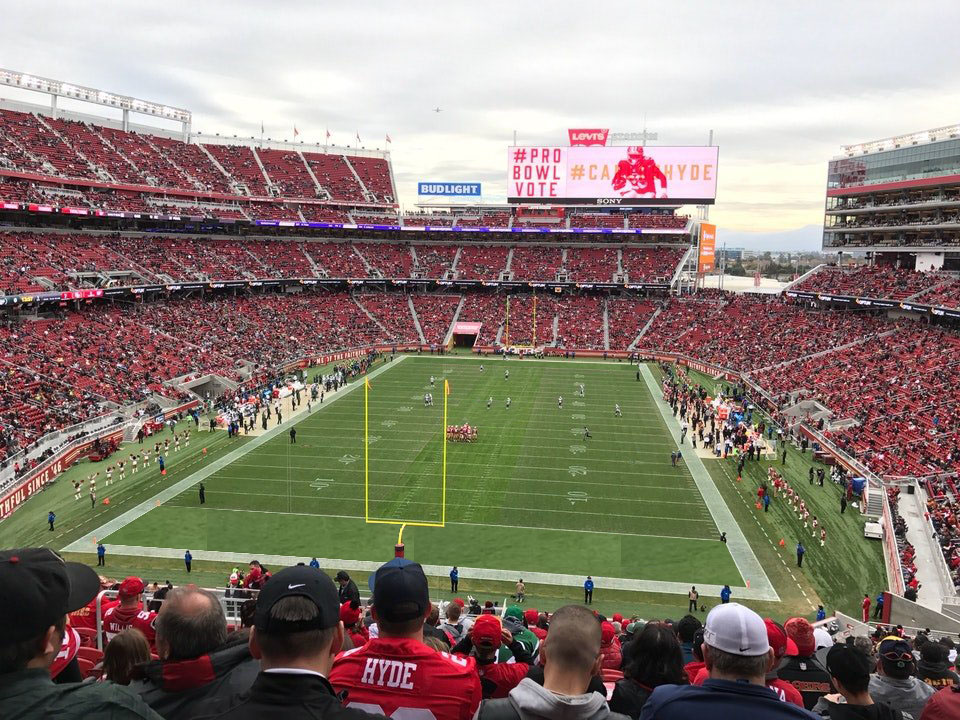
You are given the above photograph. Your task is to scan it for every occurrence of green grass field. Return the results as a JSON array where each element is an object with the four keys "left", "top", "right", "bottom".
[
  {"left": 1, "top": 355, "right": 886, "bottom": 621},
  {"left": 101, "top": 356, "right": 742, "bottom": 586}
]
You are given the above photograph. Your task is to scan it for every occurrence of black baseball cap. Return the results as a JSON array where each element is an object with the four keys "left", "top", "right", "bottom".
[
  {"left": 368, "top": 557, "right": 429, "bottom": 623},
  {"left": 826, "top": 644, "right": 873, "bottom": 688},
  {"left": 254, "top": 565, "right": 340, "bottom": 633},
  {"left": 0, "top": 548, "right": 100, "bottom": 644}
]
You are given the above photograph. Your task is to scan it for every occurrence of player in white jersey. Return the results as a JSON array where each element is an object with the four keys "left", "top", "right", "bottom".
[
  {"left": 487, "top": 396, "right": 492, "bottom": 409},
  {"left": 506, "top": 396, "right": 512, "bottom": 408},
  {"left": 578, "top": 383, "right": 585, "bottom": 397},
  {"left": 558, "top": 396, "right": 563, "bottom": 409},
  {"left": 615, "top": 404, "right": 622, "bottom": 417},
  {"left": 430, "top": 375, "right": 435, "bottom": 387}
]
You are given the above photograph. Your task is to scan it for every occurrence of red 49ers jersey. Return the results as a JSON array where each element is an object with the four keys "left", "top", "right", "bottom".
[
  {"left": 102, "top": 603, "right": 158, "bottom": 647},
  {"left": 330, "top": 636, "right": 482, "bottom": 720}
]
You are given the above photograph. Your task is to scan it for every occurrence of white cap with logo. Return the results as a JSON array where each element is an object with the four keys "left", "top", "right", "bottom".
[{"left": 703, "top": 602, "right": 771, "bottom": 657}]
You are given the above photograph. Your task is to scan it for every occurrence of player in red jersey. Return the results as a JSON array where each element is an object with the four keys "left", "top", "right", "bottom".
[
  {"left": 102, "top": 576, "right": 157, "bottom": 648},
  {"left": 611, "top": 146, "right": 668, "bottom": 199},
  {"left": 330, "top": 557, "right": 482, "bottom": 720}
]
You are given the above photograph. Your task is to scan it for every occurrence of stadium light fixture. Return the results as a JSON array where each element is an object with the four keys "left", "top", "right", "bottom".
[{"left": 0, "top": 68, "right": 192, "bottom": 125}]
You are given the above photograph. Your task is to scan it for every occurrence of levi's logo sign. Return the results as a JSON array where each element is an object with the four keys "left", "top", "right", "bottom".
[{"left": 568, "top": 128, "right": 609, "bottom": 146}]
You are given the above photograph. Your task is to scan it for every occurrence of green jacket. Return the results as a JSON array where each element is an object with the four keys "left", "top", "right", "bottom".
[{"left": 0, "top": 668, "right": 163, "bottom": 719}]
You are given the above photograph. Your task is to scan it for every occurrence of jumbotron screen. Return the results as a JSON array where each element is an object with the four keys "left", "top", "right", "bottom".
[{"left": 507, "top": 145, "right": 719, "bottom": 205}]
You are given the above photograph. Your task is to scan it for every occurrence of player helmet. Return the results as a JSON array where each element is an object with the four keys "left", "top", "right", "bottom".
[{"left": 626, "top": 146, "right": 645, "bottom": 158}]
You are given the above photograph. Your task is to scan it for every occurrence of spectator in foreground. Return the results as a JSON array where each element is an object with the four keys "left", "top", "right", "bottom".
[
  {"left": 0, "top": 547, "right": 162, "bottom": 719},
  {"left": 102, "top": 628, "right": 151, "bottom": 685},
  {"left": 481, "top": 604, "right": 630, "bottom": 720},
  {"left": 330, "top": 557, "right": 482, "bottom": 720},
  {"left": 869, "top": 637, "right": 935, "bottom": 719},
  {"left": 639, "top": 603, "right": 818, "bottom": 719},
  {"left": 451, "top": 613, "right": 531, "bottom": 698},
  {"left": 196, "top": 565, "right": 380, "bottom": 720},
  {"left": 130, "top": 585, "right": 258, "bottom": 718},
  {"left": 779, "top": 617, "right": 831, "bottom": 709},
  {"left": 813, "top": 643, "right": 903, "bottom": 720},
  {"left": 920, "top": 685, "right": 960, "bottom": 719},
  {"left": 611, "top": 621, "right": 687, "bottom": 719},
  {"left": 676, "top": 615, "right": 702, "bottom": 665},
  {"left": 916, "top": 642, "right": 960, "bottom": 689}
]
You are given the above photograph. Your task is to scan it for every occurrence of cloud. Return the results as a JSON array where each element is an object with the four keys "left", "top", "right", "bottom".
[{"left": 3, "top": 0, "right": 960, "bottom": 238}]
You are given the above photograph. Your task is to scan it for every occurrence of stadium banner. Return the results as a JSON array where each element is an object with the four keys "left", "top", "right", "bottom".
[
  {"left": 568, "top": 128, "right": 609, "bottom": 146},
  {"left": 698, "top": 222, "right": 717, "bottom": 272},
  {"left": 417, "top": 182, "right": 482, "bottom": 197},
  {"left": 507, "top": 146, "right": 719, "bottom": 204}
]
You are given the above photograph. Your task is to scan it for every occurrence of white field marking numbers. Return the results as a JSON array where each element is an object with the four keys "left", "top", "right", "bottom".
[
  {"left": 567, "top": 466, "right": 588, "bottom": 477},
  {"left": 573, "top": 400, "right": 585, "bottom": 407},
  {"left": 571, "top": 414, "right": 586, "bottom": 420},
  {"left": 397, "top": 406, "right": 412, "bottom": 413},
  {"left": 574, "top": 373, "right": 585, "bottom": 379},
  {"left": 311, "top": 478, "right": 335, "bottom": 491},
  {"left": 567, "top": 491, "right": 589, "bottom": 505},
  {"left": 381, "top": 420, "right": 397, "bottom": 427},
  {"left": 569, "top": 444, "right": 587, "bottom": 455},
  {"left": 367, "top": 436, "right": 380, "bottom": 445},
  {"left": 570, "top": 428, "right": 585, "bottom": 436},
  {"left": 339, "top": 454, "right": 360, "bottom": 465}
]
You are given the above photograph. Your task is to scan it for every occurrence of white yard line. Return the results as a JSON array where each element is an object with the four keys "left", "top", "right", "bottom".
[
  {"left": 91, "top": 540, "right": 777, "bottom": 600},
  {"left": 640, "top": 364, "right": 779, "bottom": 601}
]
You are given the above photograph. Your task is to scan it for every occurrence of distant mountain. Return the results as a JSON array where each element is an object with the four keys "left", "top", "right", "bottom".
[{"left": 717, "top": 224, "right": 823, "bottom": 252}]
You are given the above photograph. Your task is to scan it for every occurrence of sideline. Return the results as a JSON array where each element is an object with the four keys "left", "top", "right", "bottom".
[
  {"left": 640, "top": 363, "right": 779, "bottom": 601},
  {"left": 63, "top": 356, "right": 408, "bottom": 553}
]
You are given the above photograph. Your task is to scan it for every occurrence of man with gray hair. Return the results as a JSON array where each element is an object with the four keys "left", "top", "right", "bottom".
[
  {"left": 130, "top": 584, "right": 259, "bottom": 718},
  {"left": 639, "top": 603, "right": 818, "bottom": 719}
]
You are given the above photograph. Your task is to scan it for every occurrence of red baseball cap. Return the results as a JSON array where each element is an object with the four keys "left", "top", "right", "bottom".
[
  {"left": 452, "top": 597, "right": 465, "bottom": 608},
  {"left": 524, "top": 609, "right": 539, "bottom": 625},
  {"left": 764, "top": 618, "right": 798, "bottom": 658},
  {"left": 118, "top": 576, "right": 145, "bottom": 597},
  {"left": 612, "top": 613, "right": 624, "bottom": 624},
  {"left": 472, "top": 614, "right": 502, "bottom": 648}
]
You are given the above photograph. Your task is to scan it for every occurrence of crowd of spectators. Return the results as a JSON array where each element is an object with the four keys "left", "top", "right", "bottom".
[
  {"left": 5, "top": 551, "right": 959, "bottom": 720},
  {"left": 793, "top": 265, "right": 950, "bottom": 301}
]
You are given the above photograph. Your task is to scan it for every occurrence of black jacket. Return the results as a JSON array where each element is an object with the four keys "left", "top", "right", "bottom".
[
  {"left": 195, "top": 671, "right": 387, "bottom": 720},
  {"left": 339, "top": 580, "right": 360, "bottom": 607},
  {"left": 813, "top": 697, "right": 903, "bottom": 720},
  {"left": 778, "top": 655, "right": 832, "bottom": 710},
  {"left": 609, "top": 678, "right": 656, "bottom": 720},
  {"left": 916, "top": 659, "right": 960, "bottom": 689},
  {"left": 130, "top": 634, "right": 259, "bottom": 718}
]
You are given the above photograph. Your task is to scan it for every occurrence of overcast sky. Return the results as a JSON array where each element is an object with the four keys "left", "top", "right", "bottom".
[{"left": 3, "top": 1, "right": 960, "bottom": 236}]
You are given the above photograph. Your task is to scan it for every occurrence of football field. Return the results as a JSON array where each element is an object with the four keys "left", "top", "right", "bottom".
[{"left": 64, "top": 355, "right": 774, "bottom": 598}]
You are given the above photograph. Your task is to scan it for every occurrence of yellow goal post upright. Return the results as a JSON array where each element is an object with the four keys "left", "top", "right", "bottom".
[{"left": 363, "top": 375, "right": 447, "bottom": 534}]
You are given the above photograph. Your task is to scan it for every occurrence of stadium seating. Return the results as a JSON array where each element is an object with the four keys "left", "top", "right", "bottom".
[
  {"left": 510, "top": 246, "right": 563, "bottom": 281},
  {"left": 412, "top": 295, "right": 461, "bottom": 344},
  {"left": 356, "top": 294, "right": 419, "bottom": 342},
  {"left": 564, "top": 247, "right": 619, "bottom": 282},
  {"left": 349, "top": 156, "right": 394, "bottom": 201},
  {"left": 355, "top": 243, "right": 413, "bottom": 278},
  {"left": 457, "top": 293, "right": 505, "bottom": 345},
  {"left": 793, "top": 264, "right": 947, "bottom": 300},
  {"left": 569, "top": 213, "right": 624, "bottom": 229},
  {"left": 456, "top": 245, "right": 509, "bottom": 280},
  {"left": 203, "top": 144, "right": 270, "bottom": 196},
  {"left": 626, "top": 213, "right": 689, "bottom": 230},
  {"left": 555, "top": 295, "right": 605, "bottom": 349},
  {"left": 413, "top": 245, "right": 457, "bottom": 278},
  {"left": 257, "top": 148, "right": 318, "bottom": 198},
  {"left": 303, "top": 153, "right": 365, "bottom": 202},
  {"left": 607, "top": 298, "right": 659, "bottom": 350},
  {"left": 621, "top": 246, "right": 686, "bottom": 282}
]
